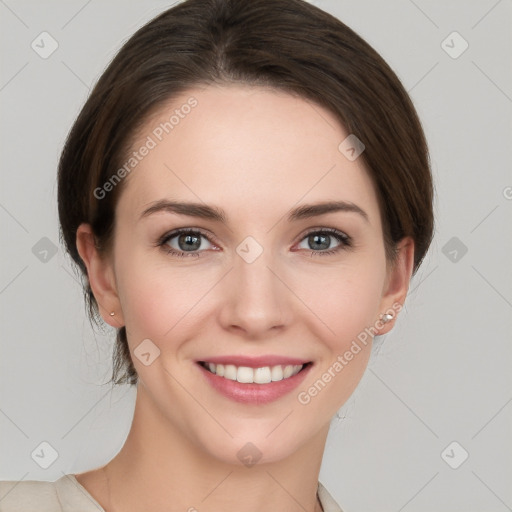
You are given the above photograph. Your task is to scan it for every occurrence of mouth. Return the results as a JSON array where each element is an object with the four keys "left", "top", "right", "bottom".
[
  {"left": 196, "top": 359, "right": 313, "bottom": 404},
  {"left": 198, "top": 361, "right": 312, "bottom": 384}
]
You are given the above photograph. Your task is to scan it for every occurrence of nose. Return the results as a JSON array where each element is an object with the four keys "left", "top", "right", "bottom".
[{"left": 217, "top": 245, "right": 290, "bottom": 339}]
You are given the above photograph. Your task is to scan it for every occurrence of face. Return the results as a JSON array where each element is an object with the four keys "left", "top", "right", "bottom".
[{"left": 79, "top": 84, "right": 411, "bottom": 466}]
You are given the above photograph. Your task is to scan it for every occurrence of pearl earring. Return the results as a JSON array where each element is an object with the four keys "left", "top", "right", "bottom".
[
  {"left": 381, "top": 312, "right": 394, "bottom": 323},
  {"left": 110, "top": 312, "right": 115, "bottom": 316}
]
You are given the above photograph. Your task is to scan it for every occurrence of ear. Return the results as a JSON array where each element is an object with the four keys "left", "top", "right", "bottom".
[
  {"left": 76, "top": 223, "right": 124, "bottom": 328},
  {"left": 375, "top": 236, "right": 415, "bottom": 335}
]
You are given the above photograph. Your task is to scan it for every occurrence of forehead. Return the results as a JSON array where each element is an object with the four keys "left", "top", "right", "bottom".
[{"left": 117, "top": 84, "right": 381, "bottom": 228}]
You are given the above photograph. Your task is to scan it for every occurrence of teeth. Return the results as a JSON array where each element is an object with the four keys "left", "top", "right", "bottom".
[
  {"left": 254, "top": 367, "right": 272, "bottom": 384},
  {"left": 202, "top": 362, "right": 304, "bottom": 384},
  {"left": 271, "top": 365, "right": 283, "bottom": 381}
]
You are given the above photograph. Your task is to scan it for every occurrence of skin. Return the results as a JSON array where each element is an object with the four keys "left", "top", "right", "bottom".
[{"left": 75, "top": 84, "right": 414, "bottom": 512}]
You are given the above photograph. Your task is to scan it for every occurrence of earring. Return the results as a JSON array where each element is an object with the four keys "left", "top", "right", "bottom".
[
  {"left": 110, "top": 312, "right": 115, "bottom": 316},
  {"left": 381, "top": 312, "right": 394, "bottom": 323}
]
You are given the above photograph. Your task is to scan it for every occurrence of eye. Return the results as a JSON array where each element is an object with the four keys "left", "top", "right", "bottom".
[
  {"left": 157, "top": 228, "right": 215, "bottom": 258},
  {"left": 296, "top": 228, "right": 352, "bottom": 257},
  {"left": 156, "top": 226, "right": 352, "bottom": 259}
]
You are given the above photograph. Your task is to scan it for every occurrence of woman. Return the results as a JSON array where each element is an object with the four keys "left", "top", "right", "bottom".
[{"left": 0, "top": 0, "right": 433, "bottom": 510}]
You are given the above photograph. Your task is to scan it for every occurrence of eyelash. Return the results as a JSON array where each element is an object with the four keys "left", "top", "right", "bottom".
[{"left": 156, "top": 227, "right": 352, "bottom": 259}]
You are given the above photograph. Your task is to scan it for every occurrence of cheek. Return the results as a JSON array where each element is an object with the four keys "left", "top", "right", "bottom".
[
  {"left": 293, "top": 262, "right": 385, "bottom": 411},
  {"left": 324, "top": 279, "right": 383, "bottom": 343},
  {"left": 296, "top": 259, "right": 386, "bottom": 346},
  {"left": 114, "top": 246, "right": 217, "bottom": 356}
]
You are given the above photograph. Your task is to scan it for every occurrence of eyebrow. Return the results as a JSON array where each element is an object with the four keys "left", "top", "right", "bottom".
[{"left": 139, "top": 199, "right": 369, "bottom": 224}]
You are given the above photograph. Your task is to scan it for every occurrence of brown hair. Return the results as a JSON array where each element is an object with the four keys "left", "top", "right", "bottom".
[{"left": 57, "top": 0, "right": 434, "bottom": 387}]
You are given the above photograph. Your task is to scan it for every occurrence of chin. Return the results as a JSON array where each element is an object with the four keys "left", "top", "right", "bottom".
[
  {"left": 190, "top": 414, "right": 318, "bottom": 468},
  {"left": 203, "top": 436, "right": 302, "bottom": 467}
]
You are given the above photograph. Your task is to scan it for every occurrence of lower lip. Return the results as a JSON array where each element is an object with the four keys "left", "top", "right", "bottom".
[{"left": 197, "top": 363, "right": 312, "bottom": 404}]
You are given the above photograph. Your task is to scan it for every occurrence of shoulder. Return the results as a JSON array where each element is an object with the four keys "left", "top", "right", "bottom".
[
  {"left": 0, "top": 478, "right": 62, "bottom": 512},
  {"left": 317, "top": 481, "right": 344, "bottom": 512},
  {"left": 0, "top": 474, "right": 105, "bottom": 512}
]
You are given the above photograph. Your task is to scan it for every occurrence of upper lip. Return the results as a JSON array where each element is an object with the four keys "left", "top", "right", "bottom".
[{"left": 197, "top": 355, "right": 311, "bottom": 368}]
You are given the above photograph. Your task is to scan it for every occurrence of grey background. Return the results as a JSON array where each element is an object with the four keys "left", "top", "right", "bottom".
[{"left": 1, "top": 1, "right": 511, "bottom": 511}]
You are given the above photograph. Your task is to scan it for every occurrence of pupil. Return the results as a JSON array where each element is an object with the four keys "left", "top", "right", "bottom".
[
  {"left": 179, "top": 234, "right": 200, "bottom": 251},
  {"left": 311, "top": 234, "right": 329, "bottom": 250}
]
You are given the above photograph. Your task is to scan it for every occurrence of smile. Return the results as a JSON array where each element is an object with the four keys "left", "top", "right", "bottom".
[
  {"left": 199, "top": 361, "right": 306, "bottom": 384},
  {"left": 197, "top": 360, "right": 313, "bottom": 404}
]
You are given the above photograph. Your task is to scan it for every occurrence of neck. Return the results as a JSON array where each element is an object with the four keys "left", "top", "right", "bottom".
[{"left": 102, "top": 383, "right": 329, "bottom": 512}]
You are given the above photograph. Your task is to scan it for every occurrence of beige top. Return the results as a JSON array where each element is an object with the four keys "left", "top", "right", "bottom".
[{"left": 0, "top": 474, "right": 343, "bottom": 512}]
